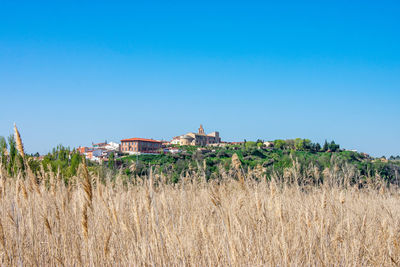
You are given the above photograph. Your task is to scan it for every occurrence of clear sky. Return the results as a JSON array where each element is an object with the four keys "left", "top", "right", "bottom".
[{"left": 0, "top": 1, "right": 399, "bottom": 157}]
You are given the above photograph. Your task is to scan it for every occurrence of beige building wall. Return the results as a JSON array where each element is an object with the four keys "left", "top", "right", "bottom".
[{"left": 176, "top": 126, "right": 221, "bottom": 146}]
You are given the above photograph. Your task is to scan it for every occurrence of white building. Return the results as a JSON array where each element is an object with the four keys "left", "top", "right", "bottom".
[
  {"left": 104, "top": 142, "right": 120, "bottom": 151},
  {"left": 170, "top": 136, "right": 182, "bottom": 145}
]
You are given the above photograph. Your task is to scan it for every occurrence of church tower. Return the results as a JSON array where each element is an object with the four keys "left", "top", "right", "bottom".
[{"left": 198, "top": 124, "right": 205, "bottom": 135}]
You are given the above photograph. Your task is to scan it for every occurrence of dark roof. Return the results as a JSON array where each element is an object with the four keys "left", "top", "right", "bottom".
[{"left": 121, "top": 138, "right": 161, "bottom": 143}]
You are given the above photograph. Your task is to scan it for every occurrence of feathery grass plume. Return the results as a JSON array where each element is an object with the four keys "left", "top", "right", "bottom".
[
  {"left": 81, "top": 203, "right": 88, "bottom": 242},
  {"left": 20, "top": 179, "right": 28, "bottom": 200},
  {"left": 231, "top": 153, "right": 241, "bottom": 170},
  {"left": 321, "top": 191, "right": 327, "bottom": 209},
  {"left": 14, "top": 123, "right": 25, "bottom": 160},
  {"left": 104, "top": 232, "right": 112, "bottom": 258},
  {"left": 81, "top": 157, "right": 93, "bottom": 207},
  {"left": 232, "top": 153, "right": 244, "bottom": 186},
  {"left": 209, "top": 186, "right": 221, "bottom": 207},
  {"left": 3, "top": 147, "right": 8, "bottom": 157},
  {"left": 27, "top": 163, "right": 41, "bottom": 195},
  {"left": 0, "top": 219, "right": 9, "bottom": 265},
  {"left": 339, "top": 191, "right": 345, "bottom": 204},
  {"left": 129, "top": 162, "right": 137, "bottom": 173},
  {"left": 42, "top": 213, "right": 52, "bottom": 236}
]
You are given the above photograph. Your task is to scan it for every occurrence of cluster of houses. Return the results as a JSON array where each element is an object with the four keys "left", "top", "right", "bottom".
[
  {"left": 77, "top": 125, "right": 223, "bottom": 162},
  {"left": 77, "top": 141, "right": 121, "bottom": 162}
]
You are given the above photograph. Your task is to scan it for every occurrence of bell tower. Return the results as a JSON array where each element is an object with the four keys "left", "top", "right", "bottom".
[{"left": 198, "top": 124, "right": 205, "bottom": 134}]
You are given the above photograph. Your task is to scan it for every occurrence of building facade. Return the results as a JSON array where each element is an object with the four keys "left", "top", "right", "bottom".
[
  {"left": 120, "top": 138, "right": 162, "bottom": 154},
  {"left": 176, "top": 125, "right": 221, "bottom": 146}
]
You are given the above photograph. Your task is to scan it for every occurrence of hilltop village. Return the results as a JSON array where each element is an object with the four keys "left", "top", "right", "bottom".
[
  {"left": 74, "top": 124, "right": 376, "bottom": 164},
  {"left": 14, "top": 123, "right": 397, "bottom": 185},
  {"left": 77, "top": 125, "right": 236, "bottom": 163}
]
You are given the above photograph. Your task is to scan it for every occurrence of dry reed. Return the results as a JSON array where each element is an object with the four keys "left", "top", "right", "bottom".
[
  {"left": 0, "top": 163, "right": 397, "bottom": 266},
  {"left": 1, "top": 128, "right": 399, "bottom": 265},
  {"left": 13, "top": 123, "right": 24, "bottom": 160}
]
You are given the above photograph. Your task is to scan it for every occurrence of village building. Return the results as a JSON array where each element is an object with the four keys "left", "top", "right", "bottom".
[
  {"left": 175, "top": 125, "right": 221, "bottom": 146},
  {"left": 263, "top": 141, "right": 274, "bottom": 148},
  {"left": 170, "top": 136, "right": 181, "bottom": 145},
  {"left": 77, "top": 141, "right": 121, "bottom": 162},
  {"left": 163, "top": 147, "right": 181, "bottom": 154},
  {"left": 104, "top": 142, "right": 120, "bottom": 151},
  {"left": 120, "top": 138, "right": 162, "bottom": 154},
  {"left": 77, "top": 146, "right": 91, "bottom": 154},
  {"left": 159, "top": 140, "right": 171, "bottom": 147},
  {"left": 92, "top": 142, "right": 107, "bottom": 148}
]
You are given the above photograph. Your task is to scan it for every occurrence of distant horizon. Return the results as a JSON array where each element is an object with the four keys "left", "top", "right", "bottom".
[
  {"left": 0, "top": 123, "right": 395, "bottom": 158},
  {"left": 1, "top": 1, "right": 399, "bottom": 157}
]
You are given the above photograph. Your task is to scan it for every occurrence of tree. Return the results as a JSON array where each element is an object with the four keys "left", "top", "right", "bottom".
[
  {"left": 315, "top": 143, "right": 321, "bottom": 152},
  {"left": 245, "top": 141, "right": 257, "bottom": 149},
  {"left": 286, "top": 139, "right": 295, "bottom": 150},
  {"left": 7, "top": 135, "right": 16, "bottom": 175},
  {"left": 329, "top": 141, "right": 340, "bottom": 152},
  {"left": 274, "top": 140, "right": 286, "bottom": 150},
  {"left": 0, "top": 136, "right": 7, "bottom": 151},
  {"left": 323, "top": 140, "right": 329, "bottom": 152},
  {"left": 303, "top": 139, "right": 312, "bottom": 150},
  {"left": 108, "top": 152, "right": 115, "bottom": 169},
  {"left": 0, "top": 136, "right": 7, "bottom": 167},
  {"left": 256, "top": 139, "right": 264, "bottom": 148},
  {"left": 294, "top": 138, "right": 304, "bottom": 151},
  {"left": 69, "top": 153, "right": 81, "bottom": 176}
]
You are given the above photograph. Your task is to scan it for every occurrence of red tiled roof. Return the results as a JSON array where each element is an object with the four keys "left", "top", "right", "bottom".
[
  {"left": 121, "top": 138, "right": 161, "bottom": 143},
  {"left": 93, "top": 142, "right": 106, "bottom": 146}
]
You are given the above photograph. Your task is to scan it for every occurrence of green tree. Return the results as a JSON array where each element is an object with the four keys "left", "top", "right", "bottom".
[
  {"left": 323, "top": 140, "right": 329, "bottom": 151},
  {"left": 0, "top": 136, "right": 7, "bottom": 166},
  {"left": 294, "top": 138, "right": 305, "bottom": 150},
  {"left": 108, "top": 152, "right": 115, "bottom": 169},
  {"left": 274, "top": 140, "right": 286, "bottom": 150},
  {"left": 0, "top": 136, "right": 7, "bottom": 151},
  {"left": 245, "top": 141, "right": 257, "bottom": 149},
  {"left": 329, "top": 141, "right": 340, "bottom": 152},
  {"left": 315, "top": 143, "right": 321, "bottom": 152},
  {"left": 7, "top": 135, "right": 16, "bottom": 175},
  {"left": 303, "top": 139, "right": 312, "bottom": 150},
  {"left": 256, "top": 139, "right": 264, "bottom": 148},
  {"left": 68, "top": 153, "right": 81, "bottom": 176},
  {"left": 286, "top": 139, "right": 295, "bottom": 150}
]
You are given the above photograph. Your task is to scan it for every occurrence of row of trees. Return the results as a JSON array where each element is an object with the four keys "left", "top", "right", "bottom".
[
  {"left": 241, "top": 138, "right": 340, "bottom": 152},
  {"left": 0, "top": 135, "right": 85, "bottom": 179},
  {"left": 0, "top": 135, "right": 24, "bottom": 176},
  {"left": 274, "top": 139, "right": 340, "bottom": 152},
  {"left": 389, "top": 155, "right": 400, "bottom": 161}
]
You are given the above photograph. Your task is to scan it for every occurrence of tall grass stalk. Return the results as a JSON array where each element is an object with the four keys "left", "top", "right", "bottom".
[{"left": 0, "top": 163, "right": 398, "bottom": 265}]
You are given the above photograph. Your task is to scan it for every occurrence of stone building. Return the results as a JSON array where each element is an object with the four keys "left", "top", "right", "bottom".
[
  {"left": 176, "top": 125, "right": 221, "bottom": 146},
  {"left": 120, "top": 138, "right": 162, "bottom": 154}
]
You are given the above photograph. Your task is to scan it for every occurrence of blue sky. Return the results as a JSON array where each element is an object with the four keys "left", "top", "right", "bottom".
[{"left": 0, "top": 1, "right": 399, "bottom": 156}]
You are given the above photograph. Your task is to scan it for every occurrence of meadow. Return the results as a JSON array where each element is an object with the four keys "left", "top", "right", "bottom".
[
  {"left": 0, "top": 162, "right": 399, "bottom": 266},
  {"left": 0, "top": 127, "right": 399, "bottom": 266}
]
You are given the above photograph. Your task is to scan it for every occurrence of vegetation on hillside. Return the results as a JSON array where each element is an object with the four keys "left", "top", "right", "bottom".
[
  {"left": 1, "top": 148, "right": 400, "bottom": 265},
  {"left": 0, "top": 125, "right": 400, "bottom": 265},
  {"left": 1, "top": 133, "right": 400, "bottom": 185},
  {"left": 118, "top": 143, "right": 400, "bottom": 185}
]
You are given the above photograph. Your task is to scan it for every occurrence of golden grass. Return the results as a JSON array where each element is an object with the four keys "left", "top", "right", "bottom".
[
  {"left": 0, "top": 168, "right": 399, "bottom": 266},
  {"left": 13, "top": 123, "right": 24, "bottom": 160}
]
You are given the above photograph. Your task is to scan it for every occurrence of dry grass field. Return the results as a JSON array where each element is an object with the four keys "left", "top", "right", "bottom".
[{"left": 0, "top": 163, "right": 400, "bottom": 266}]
